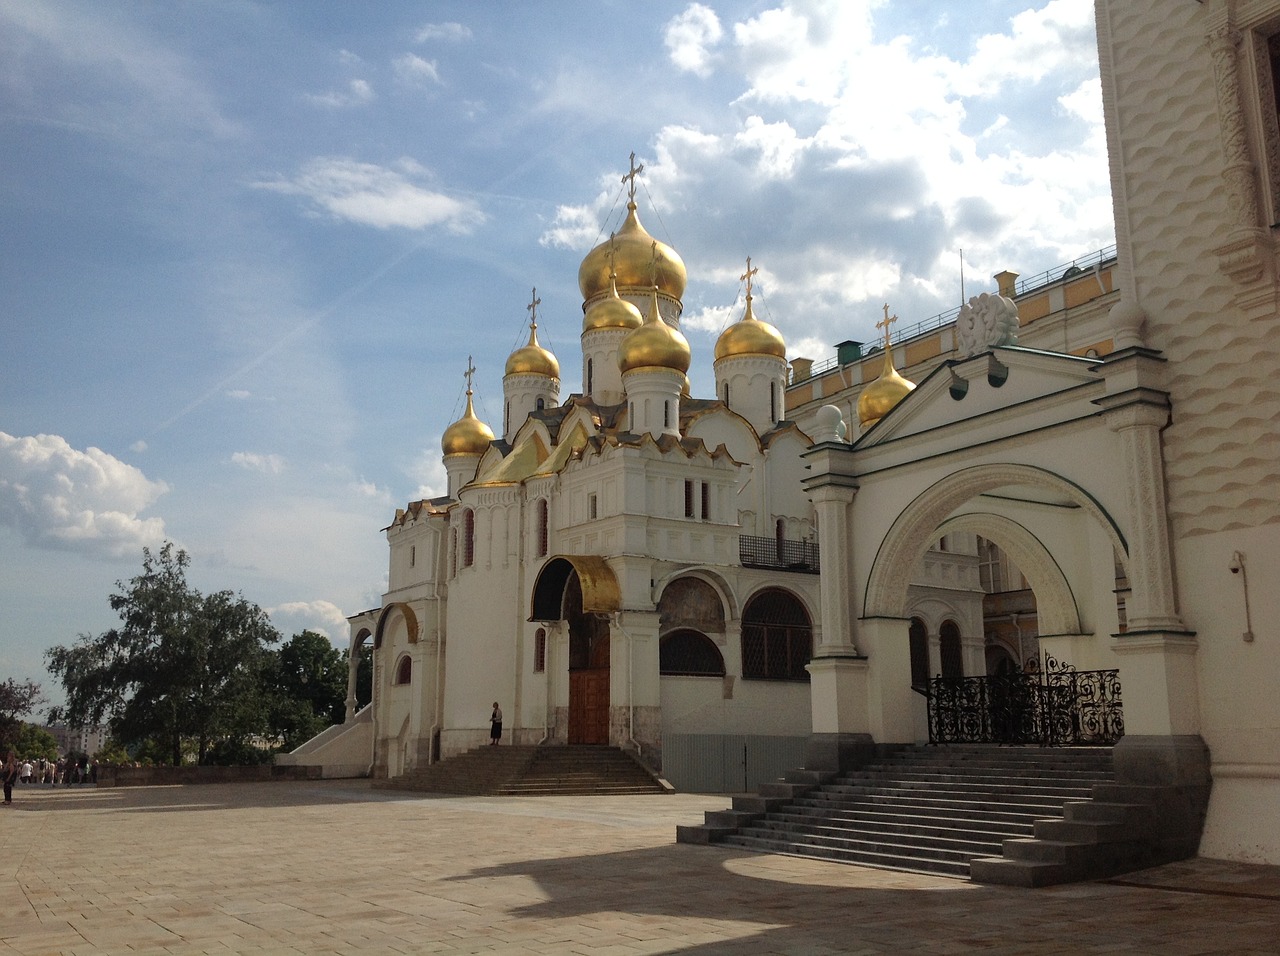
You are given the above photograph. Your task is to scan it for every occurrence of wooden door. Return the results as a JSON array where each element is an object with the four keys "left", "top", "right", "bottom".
[{"left": 569, "top": 668, "right": 610, "bottom": 744}]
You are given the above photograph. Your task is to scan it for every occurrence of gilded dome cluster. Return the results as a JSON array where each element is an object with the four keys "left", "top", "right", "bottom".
[
  {"left": 505, "top": 322, "right": 560, "bottom": 378},
  {"left": 618, "top": 289, "right": 691, "bottom": 375},
  {"left": 579, "top": 203, "right": 687, "bottom": 304},
  {"left": 857, "top": 307, "right": 915, "bottom": 428},
  {"left": 441, "top": 390, "right": 495, "bottom": 457},
  {"left": 714, "top": 294, "right": 786, "bottom": 361},
  {"left": 583, "top": 273, "right": 644, "bottom": 333}
]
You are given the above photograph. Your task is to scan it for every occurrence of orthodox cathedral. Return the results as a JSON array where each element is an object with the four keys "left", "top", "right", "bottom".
[{"left": 286, "top": 0, "right": 1280, "bottom": 871}]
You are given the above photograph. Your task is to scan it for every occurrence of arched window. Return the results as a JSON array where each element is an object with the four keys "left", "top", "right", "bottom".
[
  {"left": 775, "top": 518, "right": 786, "bottom": 560},
  {"left": 536, "top": 499, "right": 549, "bottom": 557},
  {"left": 741, "top": 588, "right": 812, "bottom": 681},
  {"left": 534, "top": 628, "right": 547, "bottom": 673},
  {"left": 535, "top": 397, "right": 545, "bottom": 411},
  {"left": 664, "top": 400, "right": 670, "bottom": 427},
  {"left": 909, "top": 618, "right": 929, "bottom": 687},
  {"left": 463, "top": 509, "right": 475, "bottom": 568},
  {"left": 504, "top": 401, "right": 510, "bottom": 436},
  {"left": 660, "top": 630, "right": 726, "bottom": 676},
  {"left": 450, "top": 529, "right": 458, "bottom": 577},
  {"left": 940, "top": 620, "right": 963, "bottom": 679},
  {"left": 586, "top": 358, "right": 594, "bottom": 395},
  {"left": 770, "top": 382, "right": 777, "bottom": 422},
  {"left": 723, "top": 381, "right": 730, "bottom": 406},
  {"left": 394, "top": 655, "right": 412, "bottom": 685}
]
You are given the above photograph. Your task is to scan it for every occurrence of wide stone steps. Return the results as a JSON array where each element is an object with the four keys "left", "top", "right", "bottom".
[
  {"left": 697, "top": 745, "right": 1115, "bottom": 880},
  {"left": 379, "top": 745, "right": 667, "bottom": 796}
]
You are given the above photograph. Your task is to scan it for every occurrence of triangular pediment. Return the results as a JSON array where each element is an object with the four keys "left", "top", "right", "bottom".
[{"left": 857, "top": 347, "right": 1104, "bottom": 448}]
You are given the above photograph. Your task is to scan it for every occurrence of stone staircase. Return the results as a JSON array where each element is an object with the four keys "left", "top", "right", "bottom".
[
  {"left": 378, "top": 745, "right": 669, "bottom": 796},
  {"left": 677, "top": 745, "right": 1118, "bottom": 880}
]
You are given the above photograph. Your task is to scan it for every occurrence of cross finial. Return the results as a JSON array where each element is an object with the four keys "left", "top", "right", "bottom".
[
  {"left": 740, "top": 256, "right": 759, "bottom": 299},
  {"left": 877, "top": 303, "right": 897, "bottom": 350},
  {"left": 621, "top": 151, "right": 645, "bottom": 204},
  {"left": 463, "top": 356, "right": 476, "bottom": 394},
  {"left": 527, "top": 287, "right": 541, "bottom": 329}
]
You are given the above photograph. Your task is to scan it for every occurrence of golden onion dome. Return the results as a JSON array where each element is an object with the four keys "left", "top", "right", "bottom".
[
  {"left": 441, "top": 390, "right": 495, "bottom": 456},
  {"left": 618, "top": 288, "right": 691, "bottom": 375},
  {"left": 857, "top": 349, "right": 916, "bottom": 428},
  {"left": 714, "top": 294, "right": 786, "bottom": 361},
  {"left": 505, "top": 321, "right": 560, "bottom": 378},
  {"left": 583, "top": 273, "right": 644, "bottom": 332},
  {"left": 579, "top": 203, "right": 687, "bottom": 303}
]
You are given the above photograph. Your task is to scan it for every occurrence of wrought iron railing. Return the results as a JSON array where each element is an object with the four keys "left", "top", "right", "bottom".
[
  {"left": 925, "top": 655, "right": 1123, "bottom": 747},
  {"left": 738, "top": 536, "right": 820, "bottom": 574}
]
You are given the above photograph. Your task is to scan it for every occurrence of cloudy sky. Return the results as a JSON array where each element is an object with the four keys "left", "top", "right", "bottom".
[{"left": 0, "top": 0, "right": 1114, "bottom": 704}]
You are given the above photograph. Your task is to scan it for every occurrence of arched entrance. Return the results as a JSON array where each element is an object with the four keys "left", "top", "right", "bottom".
[
  {"left": 864, "top": 467, "right": 1127, "bottom": 746},
  {"left": 530, "top": 555, "right": 622, "bottom": 746}
]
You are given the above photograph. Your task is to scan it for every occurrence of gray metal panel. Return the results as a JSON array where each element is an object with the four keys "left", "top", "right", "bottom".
[{"left": 662, "top": 734, "right": 807, "bottom": 793}]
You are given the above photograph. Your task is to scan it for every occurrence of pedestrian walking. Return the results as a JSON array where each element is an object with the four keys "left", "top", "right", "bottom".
[
  {"left": 489, "top": 702, "right": 503, "bottom": 745},
  {"left": 2, "top": 751, "right": 18, "bottom": 805}
]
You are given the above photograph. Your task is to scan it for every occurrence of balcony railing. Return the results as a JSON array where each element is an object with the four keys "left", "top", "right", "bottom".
[{"left": 739, "top": 535, "right": 820, "bottom": 574}]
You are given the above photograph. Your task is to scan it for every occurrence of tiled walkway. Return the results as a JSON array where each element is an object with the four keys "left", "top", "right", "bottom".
[{"left": 1, "top": 780, "right": 1276, "bottom": 954}]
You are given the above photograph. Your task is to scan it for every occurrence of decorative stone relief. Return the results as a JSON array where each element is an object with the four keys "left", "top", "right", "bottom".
[{"left": 956, "top": 292, "right": 1019, "bottom": 358}]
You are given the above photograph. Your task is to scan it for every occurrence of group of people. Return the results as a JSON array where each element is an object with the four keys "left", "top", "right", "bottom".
[{"left": 2, "top": 751, "right": 97, "bottom": 804}]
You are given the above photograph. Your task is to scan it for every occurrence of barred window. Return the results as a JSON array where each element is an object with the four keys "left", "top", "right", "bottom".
[
  {"left": 660, "top": 630, "right": 725, "bottom": 676},
  {"left": 463, "top": 509, "right": 475, "bottom": 568},
  {"left": 741, "top": 588, "right": 812, "bottom": 681},
  {"left": 536, "top": 499, "right": 549, "bottom": 557},
  {"left": 534, "top": 628, "right": 547, "bottom": 673}
]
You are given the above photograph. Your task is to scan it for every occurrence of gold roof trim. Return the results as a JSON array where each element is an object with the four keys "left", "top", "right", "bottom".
[{"left": 530, "top": 555, "right": 622, "bottom": 619}]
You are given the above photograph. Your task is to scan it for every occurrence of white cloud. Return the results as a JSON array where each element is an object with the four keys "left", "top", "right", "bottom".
[
  {"left": 268, "top": 599, "right": 350, "bottom": 643},
  {"left": 230, "top": 452, "right": 285, "bottom": 474},
  {"left": 393, "top": 53, "right": 441, "bottom": 85},
  {"left": 130, "top": 440, "right": 148, "bottom": 453},
  {"left": 415, "top": 22, "right": 472, "bottom": 43},
  {"left": 539, "top": 202, "right": 606, "bottom": 250},
  {"left": 664, "top": 4, "right": 723, "bottom": 77},
  {"left": 253, "top": 157, "right": 484, "bottom": 232},
  {"left": 0, "top": 432, "right": 168, "bottom": 557},
  {"left": 412, "top": 450, "right": 449, "bottom": 501},
  {"left": 226, "top": 389, "right": 251, "bottom": 400},
  {"left": 682, "top": 302, "right": 736, "bottom": 335},
  {"left": 306, "top": 78, "right": 374, "bottom": 109}
]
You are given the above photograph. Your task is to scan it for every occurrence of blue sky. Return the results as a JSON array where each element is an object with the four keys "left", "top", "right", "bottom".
[{"left": 0, "top": 0, "right": 1114, "bottom": 704}]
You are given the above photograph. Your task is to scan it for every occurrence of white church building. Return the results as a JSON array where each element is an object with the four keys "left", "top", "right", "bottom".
[{"left": 286, "top": 0, "right": 1279, "bottom": 869}]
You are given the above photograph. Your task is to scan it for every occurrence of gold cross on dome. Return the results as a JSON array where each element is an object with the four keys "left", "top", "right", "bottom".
[
  {"left": 741, "top": 257, "right": 759, "bottom": 299},
  {"left": 527, "top": 287, "right": 541, "bottom": 329},
  {"left": 463, "top": 355, "right": 476, "bottom": 394},
  {"left": 621, "top": 151, "right": 645, "bottom": 203},
  {"left": 877, "top": 303, "right": 897, "bottom": 351}
]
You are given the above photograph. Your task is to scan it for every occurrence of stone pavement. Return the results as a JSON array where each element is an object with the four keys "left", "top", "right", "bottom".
[{"left": 1, "top": 780, "right": 1277, "bottom": 955}]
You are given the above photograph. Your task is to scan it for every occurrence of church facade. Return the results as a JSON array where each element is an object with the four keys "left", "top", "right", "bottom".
[{"left": 288, "top": 0, "right": 1279, "bottom": 865}]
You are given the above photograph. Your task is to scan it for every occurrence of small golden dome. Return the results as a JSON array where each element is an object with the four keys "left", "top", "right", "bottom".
[
  {"left": 583, "top": 273, "right": 644, "bottom": 332},
  {"left": 505, "top": 322, "right": 560, "bottom": 378},
  {"left": 618, "top": 288, "right": 691, "bottom": 375},
  {"left": 857, "top": 349, "right": 915, "bottom": 428},
  {"left": 441, "top": 390, "right": 495, "bottom": 456},
  {"left": 714, "top": 295, "right": 786, "bottom": 361},
  {"left": 579, "top": 203, "right": 687, "bottom": 303}
]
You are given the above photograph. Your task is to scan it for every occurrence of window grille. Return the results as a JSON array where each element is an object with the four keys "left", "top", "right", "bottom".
[
  {"left": 741, "top": 588, "right": 812, "bottom": 681},
  {"left": 536, "top": 499, "right": 549, "bottom": 557},
  {"left": 534, "top": 628, "right": 546, "bottom": 673},
  {"left": 463, "top": 509, "right": 475, "bottom": 567}
]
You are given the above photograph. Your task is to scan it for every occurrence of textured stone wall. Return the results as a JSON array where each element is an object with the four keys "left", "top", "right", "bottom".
[{"left": 1103, "top": 0, "right": 1280, "bottom": 536}]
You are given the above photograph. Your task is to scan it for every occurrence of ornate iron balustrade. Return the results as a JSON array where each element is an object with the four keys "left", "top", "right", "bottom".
[
  {"left": 925, "top": 655, "right": 1123, "bottom": 747},
  {"left": 738, "top": 535, "right": 820, "bottom": 574}
]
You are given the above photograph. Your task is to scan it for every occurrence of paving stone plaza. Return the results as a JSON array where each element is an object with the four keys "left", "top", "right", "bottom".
[{"left": 0, "top": 781, "right": 1276, "bottom": 954}]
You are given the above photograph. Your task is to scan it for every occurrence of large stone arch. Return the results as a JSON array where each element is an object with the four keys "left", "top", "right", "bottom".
[
  {"left": 934, "top": 512, "right": 1082, "bottom": 637},
  {"left": 864, "top": 463, "right": 1126, "bottom": 626},
  {"left": 374, "top": 603, "right": 418, "bottom": 650}
]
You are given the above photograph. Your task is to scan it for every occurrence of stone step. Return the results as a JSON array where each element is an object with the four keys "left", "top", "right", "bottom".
[
  {"left": 720, "top": 833, "right": 973, "bottom": 879},
  {"left": 747, "top": 819, "right": 1007, "bottom": 857},
  {"left": 380, "top": 745, "right": 665, "bottom": 795},
  {"left": 771, "top": 808, "right": 1037, "bottom": 839}
]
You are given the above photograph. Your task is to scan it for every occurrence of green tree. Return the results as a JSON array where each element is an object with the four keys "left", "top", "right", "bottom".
[
  {"left": 45, "top": 542, "right": 280, "bottom": 766},
  {"left": 0, "top": 678, "right": 46, "bottom": 751},
  {"left": 265, "top": 630, "right": 347, "bottom": 751},
  {"left": 15, "top": 723, "right": 58, "bottom": 762}
]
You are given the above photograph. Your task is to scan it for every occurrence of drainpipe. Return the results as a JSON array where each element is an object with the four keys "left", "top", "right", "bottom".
[{"left": 537, "top": 621, "right": 554, "bottom": 745}]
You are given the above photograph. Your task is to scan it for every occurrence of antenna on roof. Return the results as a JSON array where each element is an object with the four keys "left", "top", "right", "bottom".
[{"left": 960, "top": 248, "right": 966, "bottom": 304}]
